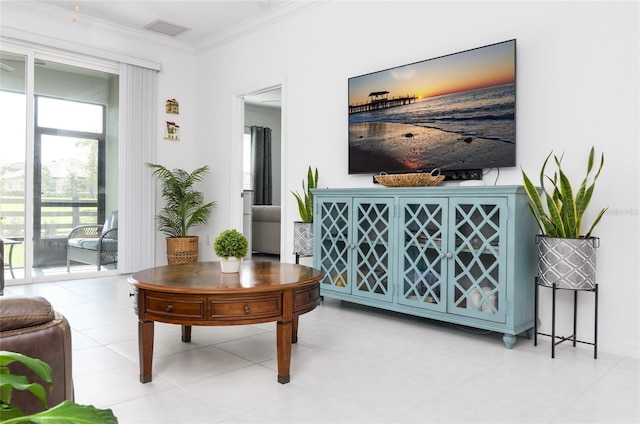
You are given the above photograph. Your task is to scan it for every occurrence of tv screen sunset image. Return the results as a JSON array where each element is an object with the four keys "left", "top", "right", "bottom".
[{"left": 348, "top": 40, "right": 516, "bottom": 175}]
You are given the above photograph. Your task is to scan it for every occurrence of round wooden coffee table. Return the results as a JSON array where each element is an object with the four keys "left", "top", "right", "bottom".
[{"left": 129, "top": 261, "right": 323, "bottom": 384}]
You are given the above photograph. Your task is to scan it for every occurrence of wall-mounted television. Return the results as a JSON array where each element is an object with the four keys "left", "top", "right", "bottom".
[{"left": 348, "top": 39, "right": 516, "bottom": 179}]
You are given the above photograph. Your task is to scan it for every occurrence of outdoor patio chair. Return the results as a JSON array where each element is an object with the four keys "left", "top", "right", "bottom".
[{"left": 66, "top": 210, "right": 118, "bottom": 271}]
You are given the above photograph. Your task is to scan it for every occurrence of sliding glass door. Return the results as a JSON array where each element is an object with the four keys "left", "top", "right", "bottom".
[
  {"left": 1, "top": 48, "right": 119, "bottom": 281},
  {"left": 0, "top": 51, "right": 27, "bottom": 280},
  {"left": 34, "top": 96, "right": 106, "bottom": 269}
]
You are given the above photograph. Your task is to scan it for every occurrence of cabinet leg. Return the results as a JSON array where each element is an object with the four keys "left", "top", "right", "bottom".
[
  {"left": 525, "top": 328, "right": 534, "bottom": 340},
  {"left": 503, "top": 334, "right": 516, "bottom": 349}
]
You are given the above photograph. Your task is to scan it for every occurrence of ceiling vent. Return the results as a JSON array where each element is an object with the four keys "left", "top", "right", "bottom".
[{"left": 144, "top": 20, "right": 189, "bottom": 37}]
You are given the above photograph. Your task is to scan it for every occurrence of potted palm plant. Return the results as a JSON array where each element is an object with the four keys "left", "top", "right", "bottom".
[
  {"left": 521, "top": 146, "right": 607, "bottom": 289},
  {"left": 213, "top": 229, "right": 248, "bottom": 273},
  {"left": 291, "top": 166, "right": 318, "bottom": 258},
  {"left": 147, "top": 163, "right": 217, "bottom": 265}
]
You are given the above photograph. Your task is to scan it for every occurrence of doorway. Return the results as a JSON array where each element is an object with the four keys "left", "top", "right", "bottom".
[{"left": 243, "top": 86, "right": 282, "bottom": 259}]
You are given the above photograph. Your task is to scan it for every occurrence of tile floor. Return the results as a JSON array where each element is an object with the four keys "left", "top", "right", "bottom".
[{"left": 3, "top": 272, "right": 639, "bottom": 423}]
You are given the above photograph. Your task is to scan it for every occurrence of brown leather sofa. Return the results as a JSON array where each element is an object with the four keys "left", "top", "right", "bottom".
[{"left": 0, "top": 295, "right": 74, "bottom": 414}]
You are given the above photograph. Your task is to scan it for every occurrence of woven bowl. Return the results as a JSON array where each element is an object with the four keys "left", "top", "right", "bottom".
[{"left": 375, "top": 172, "right": 445, "bottom": 187}]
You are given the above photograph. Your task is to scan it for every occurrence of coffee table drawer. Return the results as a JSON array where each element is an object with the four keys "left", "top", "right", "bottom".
[
  {"left": 209, "top": 294, "right": 281, "bottom": 321},
  {"left": 145, "top": 294, "right": 206, "bottom": 320},
  {"left": 293, "top": 282, "right": 320, "bottom": 313}
]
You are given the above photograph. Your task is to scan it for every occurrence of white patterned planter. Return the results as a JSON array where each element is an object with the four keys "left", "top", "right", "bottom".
[
  {"left": 293, "top": 222, "right": 314, "bottom": 257},
  {"left": 537, "top": 236, "right": 599, "bottom": 290}
]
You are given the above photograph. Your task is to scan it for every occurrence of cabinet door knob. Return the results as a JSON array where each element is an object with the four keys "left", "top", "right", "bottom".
[
  {"left": 166, "top": 304, "right": 173, "bottom": 312},
  {"left": 244, "top": 305, "right": 250, "bottom": 313},
  {"left": 446, "top": 252, "right": 453, "bottom": 259}
]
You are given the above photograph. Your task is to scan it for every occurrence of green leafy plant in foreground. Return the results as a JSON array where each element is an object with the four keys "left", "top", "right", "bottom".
[
  {"left": 521, "top": 146, "right": 607, "bottom": 239},
  {"left": 0, "top": 351, "right": 117, "bottom": 423}
]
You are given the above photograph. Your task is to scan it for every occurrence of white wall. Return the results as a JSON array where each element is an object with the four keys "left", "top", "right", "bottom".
[
  {"left": 194, "top": 1, "right": 639, "bottom": 358},
  {"left": 2, "top": 1, "right": 638, "bottom": 358}
]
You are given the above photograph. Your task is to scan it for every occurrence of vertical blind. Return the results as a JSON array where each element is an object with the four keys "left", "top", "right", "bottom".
[{"left": 118, "top": 63, "right": 158, "bottom": 272}]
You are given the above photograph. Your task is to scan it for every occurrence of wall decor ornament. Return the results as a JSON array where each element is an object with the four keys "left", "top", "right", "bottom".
[
  {"left": 165, "top": 98, "right": 179, "bottom": 114},
  {"left": 165, "top": 121, "right": 180, "bottom": 140}
]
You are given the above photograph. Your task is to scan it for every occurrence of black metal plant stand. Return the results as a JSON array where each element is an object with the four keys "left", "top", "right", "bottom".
[
  {"left": 534, "top": 277, "right": 598, "bottom": 359},
  {"left": 294, "top": 253, "right": 312, "bottom": 265}
]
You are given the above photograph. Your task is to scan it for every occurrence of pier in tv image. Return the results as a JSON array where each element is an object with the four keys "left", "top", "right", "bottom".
[{"left": 348, "top": 40, "right": 516, "bottom": 175}]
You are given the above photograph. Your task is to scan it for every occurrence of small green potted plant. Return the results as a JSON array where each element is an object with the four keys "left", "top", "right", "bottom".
[
  {"left": 147, "top": 163, "right": 217, "bottom": 265},
  {"left": 213, "top": 229, "right": 249, "bottom": 273},
  {"left": 521, "top": 146, "right": 607, "bottom": 289},
  {"left": 0, "top": 351, "right": 117, "bottom": 423},
  {"left": 291, "top": 166, "right": 318, "bottom": 258}
]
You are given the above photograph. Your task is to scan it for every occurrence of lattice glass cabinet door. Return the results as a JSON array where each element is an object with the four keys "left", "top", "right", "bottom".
[
  {"left": 398, "top": 198, "right": 449, "bottom": 312},
  {"left": 352, "top": 199, "right": 393, "bottom": 302},
  {"left": 316, "top": 197, "right": 351, "bottom": 292},
  {"left": 447, "top": 198, "right": 507, "bottom": 323}
]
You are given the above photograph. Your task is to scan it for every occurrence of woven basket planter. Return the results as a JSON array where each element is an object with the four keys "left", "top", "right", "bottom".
[
  {"left": 536, "top": 236, "right": 599, "bottom": 290},
  {"left": 166, "top": 236, "right": 199, "bottom": 265}
]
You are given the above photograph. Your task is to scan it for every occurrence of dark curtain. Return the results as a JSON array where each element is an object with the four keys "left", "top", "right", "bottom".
[{"left": 251, "top": 126, "right": 272, "bottom": 205}]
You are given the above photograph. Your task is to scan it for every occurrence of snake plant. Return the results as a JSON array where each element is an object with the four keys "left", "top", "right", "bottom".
[
  {"left": 291, "top": 166, "right": 318, "bottom": 223},
  {"left": 521, "top": 146, "right": 607, "bottom": 239}
]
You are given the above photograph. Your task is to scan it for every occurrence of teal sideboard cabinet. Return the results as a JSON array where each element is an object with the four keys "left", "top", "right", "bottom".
[{"left": 312, "top": 185, "right": 538, "bottom": 348}]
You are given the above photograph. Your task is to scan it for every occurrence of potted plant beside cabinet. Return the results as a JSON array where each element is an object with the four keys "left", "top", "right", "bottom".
[
  {"left": 291, "top": 166, "right": 318, "bottom": 259},
  {"left": 147, "top": 163, "right": 217, "bottom": 265},
  {"left": 521, "top": 146, "right": 607, "bottom": 289},
  {"left": 214, "top": 229, "right": 248, "bottom": 273}
]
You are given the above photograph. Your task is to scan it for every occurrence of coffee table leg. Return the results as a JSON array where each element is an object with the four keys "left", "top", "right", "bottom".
[
  {"left": 139, "top": 319, "right": 154, "bottom": 383},
  {"left": 182, "top": 325, "right": 192, "bottom": 342},
  {"left": 276, "top": 320, "right": 292, "bottom": 384},
  {"left": 292, "top": 315, "right": 299, "bottom": 343}
]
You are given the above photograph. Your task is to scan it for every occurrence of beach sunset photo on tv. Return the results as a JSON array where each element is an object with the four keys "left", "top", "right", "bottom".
[{"left": 348, "top": 39, "right": 516, "bottom": 176}]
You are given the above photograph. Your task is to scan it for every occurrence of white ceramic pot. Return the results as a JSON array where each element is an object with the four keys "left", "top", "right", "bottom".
[
  {"left": 220, "top": 257, "right": 242, "bottom": 273},
  {"left": 466, "top": 287, "right": 497, "bottom": 313}
]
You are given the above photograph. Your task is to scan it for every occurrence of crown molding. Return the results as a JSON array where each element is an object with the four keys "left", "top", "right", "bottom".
[
  {"left": 2, "top": 1, "right": 328, "bottom": 58},
  {"left": 193, "top": 1, "right": 327, "bottom": 55},
  {"left": 1, "top": 1, "right": 196, "bottom": 54}
]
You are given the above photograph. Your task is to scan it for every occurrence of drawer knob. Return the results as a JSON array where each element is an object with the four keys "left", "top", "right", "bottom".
[
  {"left": 244, "top": 305, "right": 250, "bottom": 313},
  {"left": 129, "top": 292, "right": 135, "bottom": 297},
  {"left": 166, "top": 304, "right": 173, "bottom": 312}
]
